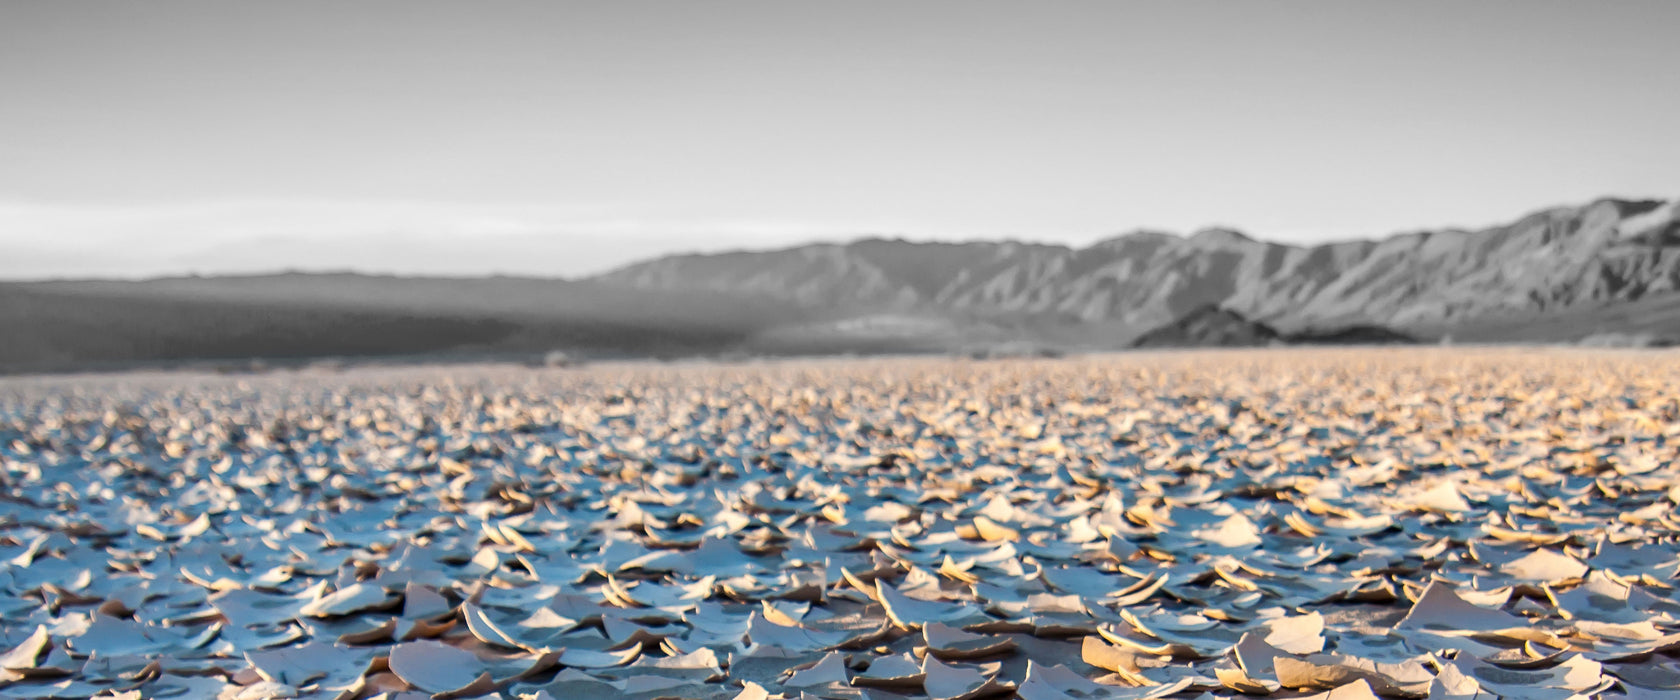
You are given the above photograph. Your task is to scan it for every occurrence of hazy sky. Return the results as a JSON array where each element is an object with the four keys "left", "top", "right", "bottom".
[{"left": 3, "top": 1, "right": 1677, "bottom": 279}]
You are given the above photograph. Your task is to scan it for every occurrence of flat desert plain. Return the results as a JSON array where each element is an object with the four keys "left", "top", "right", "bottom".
[{"left": 3, "top": 348, "right": 1680, "bottom": 700}]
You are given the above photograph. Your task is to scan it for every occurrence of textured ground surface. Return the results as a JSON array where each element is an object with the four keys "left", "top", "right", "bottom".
[{"left": 3, "top": 349, "right": 1680, "bottom": 699}]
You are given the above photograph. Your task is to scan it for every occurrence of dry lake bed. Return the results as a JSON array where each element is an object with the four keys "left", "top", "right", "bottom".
[{"left": 3, "top": 348, "right": 1679, "bottom": 700}]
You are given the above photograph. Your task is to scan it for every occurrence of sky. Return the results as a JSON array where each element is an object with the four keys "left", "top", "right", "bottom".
[{"left": 2, "top": 1, "right": 1677, "bottom": 279}]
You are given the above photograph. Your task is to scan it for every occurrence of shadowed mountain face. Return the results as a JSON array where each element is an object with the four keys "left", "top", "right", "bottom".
[
  {"left": 601, "top": 197, "right": 1680, "bottom": 335},
  {"left": 1130, "top": 304, "right": 1420, "bottom": 349},
  {"left": 6, "top": 195, "right": 1680, "bottom": 372},
  {"left": 1131, "top": 305, "right": 1282, "bottom": 348}
]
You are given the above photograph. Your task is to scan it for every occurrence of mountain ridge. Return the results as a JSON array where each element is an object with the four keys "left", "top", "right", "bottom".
[
  {"left": 595, "top": 195, "right": 1680, "bottom": 335},
  {"left": 591, "top": 195, "right": 1670, "bottom": 275}
]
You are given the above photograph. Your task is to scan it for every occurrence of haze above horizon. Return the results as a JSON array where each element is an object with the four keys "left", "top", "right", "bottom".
[{"left": 3, "top": 1, "right": 1677, "bottom": 279}]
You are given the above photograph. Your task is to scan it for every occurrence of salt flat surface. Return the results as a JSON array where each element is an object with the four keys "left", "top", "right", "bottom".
[{"left": 2, "top": 349, "right": 1679, "bottom": 699}]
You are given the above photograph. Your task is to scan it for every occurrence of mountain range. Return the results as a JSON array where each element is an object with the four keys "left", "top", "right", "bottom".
[
  {"left": 4, "top": 195, "right": 1678, "bottom": 372},
  {"left": 603, "top": 196, "right": 1680, "bottom": 336}
]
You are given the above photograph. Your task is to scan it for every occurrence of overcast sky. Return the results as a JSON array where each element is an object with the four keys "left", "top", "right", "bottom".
[{"left": 2, "top": 1, "right": 1677, "bottom": 279}]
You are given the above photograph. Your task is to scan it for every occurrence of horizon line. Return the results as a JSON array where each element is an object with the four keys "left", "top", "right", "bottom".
[{"left": 3, "top": 192, "right": 1673, "bottom": 284}]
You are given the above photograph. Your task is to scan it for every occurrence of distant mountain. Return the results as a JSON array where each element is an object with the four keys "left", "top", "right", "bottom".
[
  {"left": 599, "top": 196, "right": 1680, "bottom": 339},
  {"left": 0, "top": 275, "right": 803, "bottom": 372},
  {"left": 6, "top": 195, "right": 1679, "bottom": 372}
]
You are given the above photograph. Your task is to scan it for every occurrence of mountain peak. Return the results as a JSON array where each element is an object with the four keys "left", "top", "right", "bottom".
[
  {"left": 1188, "top": 227, "right": 1260, "bottom": 248},
  {"left": 1592, "top": 197, "right": 1669, "bottom": 218},
  {"left": 1088, "top": 229, "right": 1182, "bottom": 249}
]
